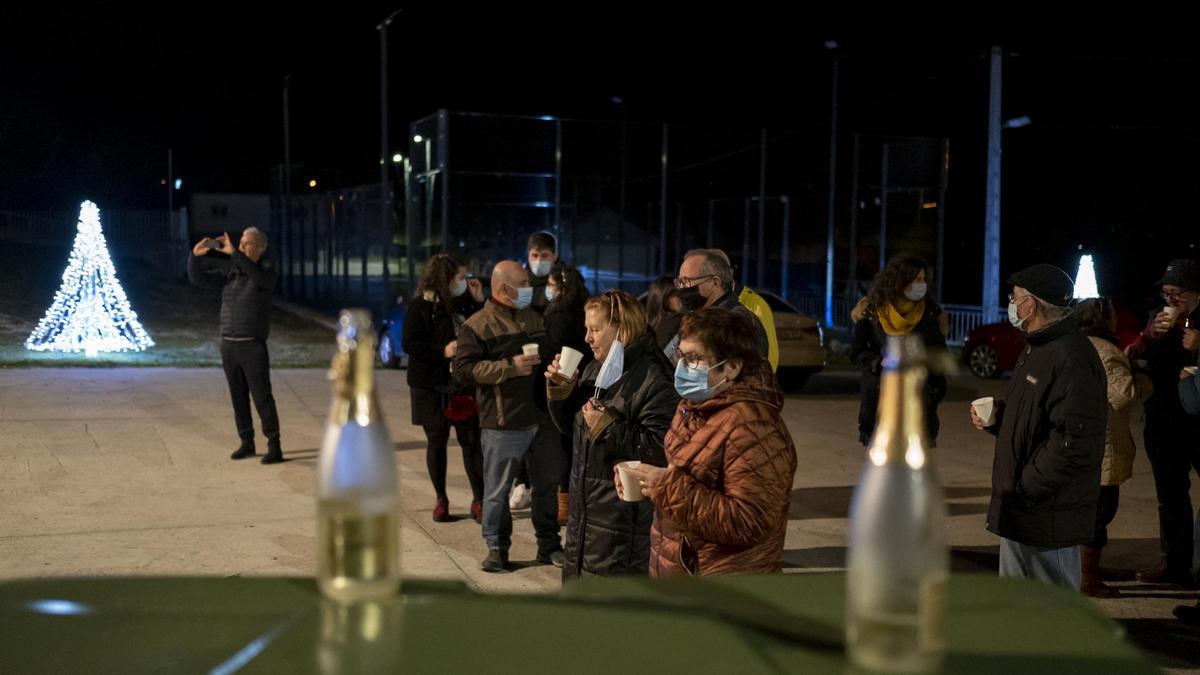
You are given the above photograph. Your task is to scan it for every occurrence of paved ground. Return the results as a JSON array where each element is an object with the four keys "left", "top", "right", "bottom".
[{"left": 1, "top": 367, "right": 1198, "bottom": 670}]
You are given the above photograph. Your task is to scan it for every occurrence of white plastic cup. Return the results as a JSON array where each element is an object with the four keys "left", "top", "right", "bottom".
[
  {"left": 616, "top": 460, "right": 643, "bottom": 502},
  {"left": 972, "top": 397, "right": 996, "bottom": 428},
  {"left": 558, "top": 346, "right": 584, "bottom": 380},
  {"left": 1186, "top": 366, "right": 1199, "bottom": 376},
  {"left": 1163, "top": 306, "right": 1182, "bottom": 326},
  {"left": 522, "top": 343, "right": 539, "bottom": 357}
]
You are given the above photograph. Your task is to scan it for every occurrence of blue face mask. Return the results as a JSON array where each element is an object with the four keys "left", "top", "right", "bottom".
[
  {"left": 673, "top": 359, "right": 727, "bottom": 402},
  {"left": 545, "top": 286, "right": 556, "bottom": 302},
  {"left": 451, "top": 279, "right": 468, "bottom": 297},
  {"left": 529, "top": 260, "right": 552, "bottom": 277},
  {"left": 510, "top": 284, "right": 534, "bottom": 310}
]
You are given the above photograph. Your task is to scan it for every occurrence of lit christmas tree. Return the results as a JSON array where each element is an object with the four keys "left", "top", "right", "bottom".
[
  {"left": 1073, "top": 254, "right": 1100, "bottom": 299},
  {"left": 25, "top": 201, "right": 154, "bottom": 357}
]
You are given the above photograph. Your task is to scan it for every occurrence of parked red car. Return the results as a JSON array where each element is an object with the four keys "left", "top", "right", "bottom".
[{"left": 962, "top": 302, "right": 1146, "bottom": 378}]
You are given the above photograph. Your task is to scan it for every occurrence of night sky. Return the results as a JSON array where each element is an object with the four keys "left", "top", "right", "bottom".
[{"left": 2, "top": 4, "right": 1198, "bottom": 305}]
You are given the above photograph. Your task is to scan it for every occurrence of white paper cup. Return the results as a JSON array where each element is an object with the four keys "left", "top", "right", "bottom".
[
  {"left": 972, "top": 397, "right": 996, "bottom": 427},
  {"left": 558, "top": 346, "right": 584, "bottom": 380},
  {"left": 1186, "top": 366, "right": 1199, "bottom": 376},
  {"left": 522, "top": 343, "right": 539, "bottom": 357},
  {"left": 1163, "top": 306, "right": 1182, "bottom": 325},
  {"left": 616, "top": 461, "right": 643, "bottom": 502}
]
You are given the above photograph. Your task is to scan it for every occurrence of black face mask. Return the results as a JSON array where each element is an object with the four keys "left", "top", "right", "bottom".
[{"left": 676, "top": 285, "right": 707, "bottom": 312}]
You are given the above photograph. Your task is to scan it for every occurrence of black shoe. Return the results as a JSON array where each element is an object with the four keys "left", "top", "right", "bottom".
[
  {"left": 260, "top": 440, "right": 283, "bottom": 465},
  {"left": 1174, "top": 603, "right": 1200, "bottom": 625},
  {"left": 230, "top": 442, "right": 256, "bottom": 460},
  {"left": 537, "top": 548, "right": 566, "bottom": 568},
  {"left": 1135, "top": 566, "right": 1197, "bottom": 587},
  {"left": 481, "top": 549, "right": 509, "bottom": 573}
]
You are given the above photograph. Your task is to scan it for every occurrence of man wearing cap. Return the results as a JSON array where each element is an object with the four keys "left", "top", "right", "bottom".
[
  {"left": 1126, "top": 259, "right": 1200, "bottom": 587},
  {"left": 970, "top": 264, "right": 1108, "bottom": 589}
]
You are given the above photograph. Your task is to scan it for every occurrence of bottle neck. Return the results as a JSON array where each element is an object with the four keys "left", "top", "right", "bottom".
[
  {"left": 869, "top": 364, "right": 929, "bottom": 467},
  {"left": 330, "top": 332, "right": 378, "bottom": 427}
]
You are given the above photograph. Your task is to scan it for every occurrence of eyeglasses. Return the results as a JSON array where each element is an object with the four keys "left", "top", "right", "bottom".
[
  {"left": 1162, "top": 290, "right": 1195, "bottom": 302},
  {"left": 673, "top": 347, "right": 722, "bottom": 369},
  {"left": 674, "top": 275, "right": 716, "bottom": 289},
  {"left": 1008, "top": 293, "right": 1031, "bottom": 304}
]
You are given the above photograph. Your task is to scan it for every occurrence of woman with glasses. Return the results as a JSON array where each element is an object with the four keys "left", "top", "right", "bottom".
[
  {"left": 849, "top": 256, "right": 949, "bottom": 447},
  {"left": 619, "top": 307, "right": 797, "bottom": 577},
  {"left": 545, "top": 290, "right": 679, "bottom": 580},
  {"left": 402, "top": 253, "right": 487, "bottom": 523}
]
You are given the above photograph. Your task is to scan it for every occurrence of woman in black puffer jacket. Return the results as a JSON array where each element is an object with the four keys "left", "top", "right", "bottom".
[
  {"left": 402, "top": 253, "right": 486, "bottom": 523},
  {"left": 546, "top": 290, "right": 680, "bottom": 580}
]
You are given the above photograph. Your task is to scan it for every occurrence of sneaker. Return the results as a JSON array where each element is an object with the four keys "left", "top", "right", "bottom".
[
  {"left": 470, "top": 500, "right": 483, "bottom": 524},
  {"left": 537, "top": 548, "right": 566, "bottom": 568},
  {"left": 432, "top": 498, "right": 450, "bottom": 523},
  {"left": 480, "top": 549, "right": 509, "bottom": 573},
  {"left": 230, "top": 442, "right": 256, "bottom": 460},
  {"left": 509, "top": 483, "right": 531, "bottom": 510}
]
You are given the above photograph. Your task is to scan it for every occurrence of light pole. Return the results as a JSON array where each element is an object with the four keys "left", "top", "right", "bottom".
[
  {"left": 377, "top": 9, "right": 401, "bottom": 309},
  {"left": 823, "top": 40, "right": 839, "bottom": 327}
]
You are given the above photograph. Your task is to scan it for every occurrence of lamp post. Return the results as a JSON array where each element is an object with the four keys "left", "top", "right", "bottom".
[{"left": 377, "top": 9, "right": 402, "bottom": 309}]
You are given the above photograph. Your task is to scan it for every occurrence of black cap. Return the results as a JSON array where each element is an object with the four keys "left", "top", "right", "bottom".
[
  {"left": 1156, "top": 259, "right": 1200, "bottom": 290},
  {"left": 1007, "top": 264, "right": 1075, "bottom": 307}
]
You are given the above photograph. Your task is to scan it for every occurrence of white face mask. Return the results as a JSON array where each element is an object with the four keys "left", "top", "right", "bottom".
[
  {"left": 545, "top": 286, "right": 556, "bottom": 302},
  {"left": 1008, "top": 297, "right": 1030, "bottom": 330},
  {"left": 529, "top": 259, "right": 552, "bottom": 278},
  {"left": 904, "top": 282, "right": 927, "bottom": 302},
  {"left": 451, "top": 279, "right": 468, "bottom": 297}
]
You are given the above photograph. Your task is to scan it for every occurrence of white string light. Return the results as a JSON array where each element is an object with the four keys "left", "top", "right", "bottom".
[{"left": 25, "top": 201, "right": 155, "bottom": 356}]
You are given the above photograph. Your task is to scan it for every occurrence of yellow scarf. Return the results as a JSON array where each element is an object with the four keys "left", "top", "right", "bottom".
[{"left": 878, "top": 299, "right": 926, "bottom": 336}]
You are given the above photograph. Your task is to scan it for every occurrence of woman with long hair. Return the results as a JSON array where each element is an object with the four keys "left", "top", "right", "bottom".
[
  {"left": 402, "top": 253, "right": 487, "bottom": 523},
  {"left": 644, "top": 275, "right": 681, "bottom": 350},
  {"left": 543, "top": 261, "right": 592, "bottom": 525},
  {"left": 849, "top": 256, "right": 949, "bottom": 446}
]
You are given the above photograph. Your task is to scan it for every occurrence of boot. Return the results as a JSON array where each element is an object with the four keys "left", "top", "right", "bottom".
[
  {"left": 230, "top": 440, "right": 256, "bottom": 460},
  {"left": 261, "top": 438, "right": 284, "bottom": 465},
  {"left": 1081, "top": 545, "right": 1119, "bottom": 598},
  {"left": 556, "top": 490, "right": 569, "bottom": 527}
]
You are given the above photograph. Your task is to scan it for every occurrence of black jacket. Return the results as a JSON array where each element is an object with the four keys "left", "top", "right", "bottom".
[
  {"left": 402, "top": 293, "right": 484, "bottom": 390},
  {"left": 985, "top": 314, "right": 1108, "bottom": 547},
  {"left": 188, "top": 251, "right": 275, "bottom": 340},
  {"left": 547, "top": 331, "right": 680, "bottom": 580},
  {"left": 850, "top": 301, "right": 948, "bottom": 445},
  {"left": 712, "top": 291, "right": 771, "bottom": 358}
]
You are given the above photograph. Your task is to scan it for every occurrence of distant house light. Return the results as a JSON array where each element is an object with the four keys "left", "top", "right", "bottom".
[
  {"left": 413, "top": 134, "right": 424, "bottom": 143},
  {"left": 922, "top": 202, "right": 938, "bottom": 209},
  {"left": 308, "top": 179, "right": 317, "bottom": 189}
]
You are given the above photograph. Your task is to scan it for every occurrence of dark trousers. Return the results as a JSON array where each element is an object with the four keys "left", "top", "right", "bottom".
[
  {"left": 423, "top": 415, "right": 485, "bottom": 503},
  {"left": 220, "top": 339, "right": 280, "bottom": 444},
  {"left": 1144, "top": 420, "right": 1200, "bottom": 577},
  {"left": 1089, "top": 485, "right": 1121, "bottom": 549}
]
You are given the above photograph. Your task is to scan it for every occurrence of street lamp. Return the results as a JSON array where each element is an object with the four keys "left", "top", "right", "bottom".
[{"left": 392, "top": 153, "right": 403, "bottom": 164}]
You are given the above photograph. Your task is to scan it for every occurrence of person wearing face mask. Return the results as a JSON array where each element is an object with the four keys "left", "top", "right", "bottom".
[
  {"left": 969, "top": 264, "right": 1108, "bottom": 590},
  {"left": 189, "top": 228, "right": 284, "bottom": 464},
  {"left": 402, "top": 253, "right": 487, "bottom": 524},
  {"left": 544, "top": 290, "right": 678, "bottom": 580},
  {"left": 618, "top": 308, "right": 797, "bottom": 577},
  {"left": 1175, "top": 306, "right": 1200, "bottom": 623},
  {"left": 1125, "top": 260, "right": 1200, "bottom": 588},
  {"left": 671, "top": 249, "right": 770, "bottom": 359},
  {"left": 542, "top": 261, "right": 592, "bottom": 526},
  {"left": 525, "top": 231, "right": 559, "bottom": 315},
  {"left": 453, "top": 260, "right": 564, "bottom": 572},
  {"left": 849, "top": 256, "right": 949, "bottom": 447}
]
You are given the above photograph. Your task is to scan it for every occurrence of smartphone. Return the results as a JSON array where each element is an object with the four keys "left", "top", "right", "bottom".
[{"left": 205, "top": 238, "right": 223, "bottom": 250}]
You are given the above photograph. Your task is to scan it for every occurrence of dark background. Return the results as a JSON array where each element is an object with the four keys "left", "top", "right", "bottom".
[{"left": 2, "top": 3, "right": 1197, "bottom": 309}]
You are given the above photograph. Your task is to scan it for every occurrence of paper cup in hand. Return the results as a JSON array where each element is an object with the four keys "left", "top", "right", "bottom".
[
  {"left": 1163, "top": 306, "right": 1181, "bottom": 326},
  {"left": 522, "top": 343, "right": 539, "bottom": 357},
  {"left": 1186, "top": 366, "right": 1199, "bottom": 376},
  {"left": 617, "top": 461, "right": 643, "bottom": 502},
  {"left": 972, "top": 397, "right": 996, "bottom": 427},
  {"left": 558, "top": 346, "right": 584, "bottom": 380}
]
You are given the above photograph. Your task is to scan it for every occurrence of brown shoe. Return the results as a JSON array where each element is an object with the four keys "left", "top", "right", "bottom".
[{"left": 556, "top": 490, "right": 569, "bottom": 527}]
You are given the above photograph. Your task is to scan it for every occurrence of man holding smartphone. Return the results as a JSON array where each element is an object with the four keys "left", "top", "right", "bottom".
[{"left": 188, "top": 228, "right": 284, "bottom": 465}]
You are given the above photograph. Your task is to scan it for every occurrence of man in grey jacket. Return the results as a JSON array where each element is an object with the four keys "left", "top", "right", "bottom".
[{"left": 188, "top": 228, "right": 283, "bottom": 464}]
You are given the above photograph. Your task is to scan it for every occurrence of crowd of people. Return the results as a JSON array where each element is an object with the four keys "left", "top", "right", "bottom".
[{"left": 361, "top": 230, "right": 1200, "bottom": 622}]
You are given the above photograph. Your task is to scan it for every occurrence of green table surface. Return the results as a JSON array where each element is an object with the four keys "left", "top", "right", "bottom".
[{"left": 0, "top": 573, "right": 1158, "bottom": 674}]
